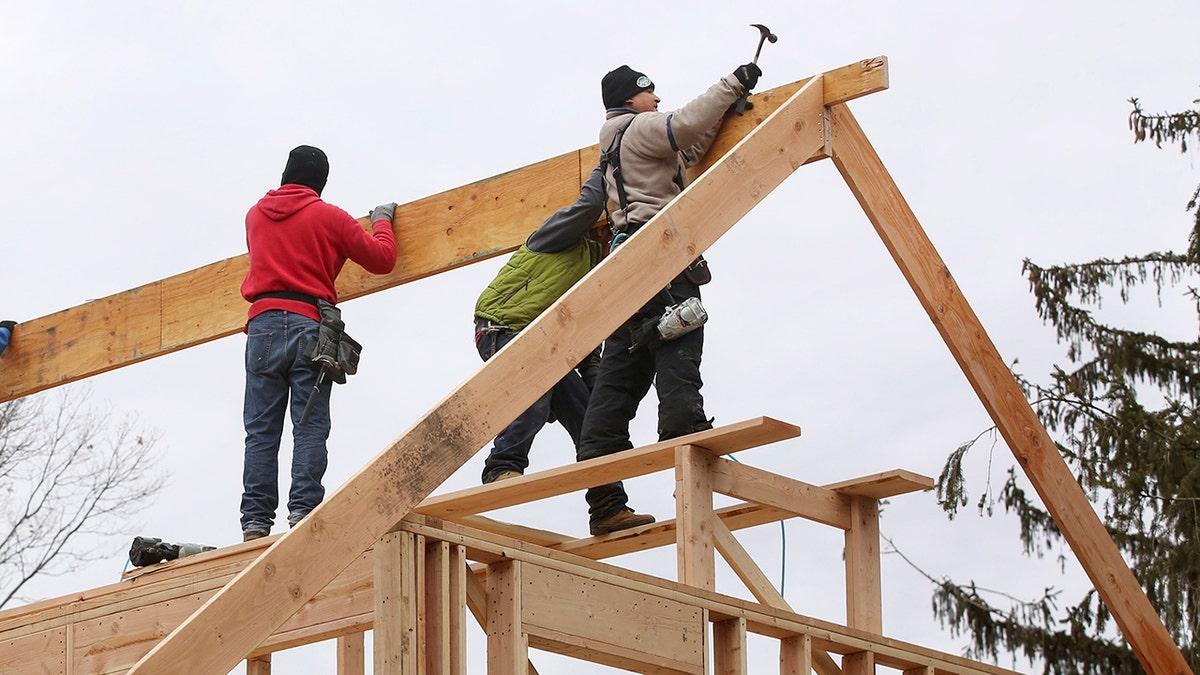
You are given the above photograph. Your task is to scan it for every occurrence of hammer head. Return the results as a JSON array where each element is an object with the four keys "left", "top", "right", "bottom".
[{"left": 751, "top": 23, "right": 778, "bottom": 44}]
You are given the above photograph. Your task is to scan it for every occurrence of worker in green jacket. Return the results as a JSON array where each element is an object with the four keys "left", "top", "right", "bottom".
[{"left": 472, "top": 165, "right": 607, "bottom": 484}]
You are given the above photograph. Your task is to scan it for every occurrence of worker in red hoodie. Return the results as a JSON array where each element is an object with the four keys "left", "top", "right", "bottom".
[{"left": 238, "top": 145, "right": 398, "bottom": 542}]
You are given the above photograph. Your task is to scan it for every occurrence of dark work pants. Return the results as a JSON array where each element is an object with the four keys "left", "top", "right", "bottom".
[
  {"left": 577, "top": 271, "right": 712, "bottom": 523},
  {"left": 476, "top": 326, "right": 590, "bottom": 484}
]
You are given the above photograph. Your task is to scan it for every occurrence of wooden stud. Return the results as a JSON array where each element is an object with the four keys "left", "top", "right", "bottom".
[
  {"left": 779, "top": 634, "right": 812, "bottom": 675},
  {"left": 246, "top": 653, "right": 271, "bottom": 675},
  {"left": 447, "top": 545, "right": 467, "bottom": 675},
  {"left": 712, "top": 617, "right": 748, "bottom": 675},
  {"left": 676, "top": 445, "right": 716, "bottom": 590},
  {"left": 829, "top": 101, "right": 1190, "bottom": 675},
  {"left": 902, "top": 666, "right": 935, "bottom": 675},
  {"left": 337, "top": 633, "right": 365, "bottom": 675},
  {"left": 844, "top": 496, "right": 882, "bottom": 634},
  {"left": 424, "top": 540, "right": 452, "bottom": 675},
  {"left": 487, "top": 560, "right": 526, "bottom": 675},
  {"left": 374, "top": 531, "right": 417, "bottom": 675},
  {"left": 843, "top": 650, "right": 875, "bottom": 675}
]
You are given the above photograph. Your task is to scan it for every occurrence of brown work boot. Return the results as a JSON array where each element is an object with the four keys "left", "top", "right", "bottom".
[
  {"left": 590, "top": 508, "right": 655, "bottom": 536},
  {"left": 242, "top": 529, "right": 269, "bottom": 542},
  {"left": 483, "top": 470, "right": 523, "bottom": 484}
]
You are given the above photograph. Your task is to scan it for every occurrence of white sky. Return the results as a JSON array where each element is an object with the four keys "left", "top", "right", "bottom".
[{"left": 2, "top": 2, "right": 1198, "bottom": 673}]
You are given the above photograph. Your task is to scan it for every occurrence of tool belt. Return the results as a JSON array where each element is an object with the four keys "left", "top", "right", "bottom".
[{"left": 474, "top": 317, "right": 510, "bottom": 344}]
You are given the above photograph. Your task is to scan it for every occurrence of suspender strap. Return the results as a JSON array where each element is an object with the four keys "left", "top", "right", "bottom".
[{"left": 600, "top": 117, "right": 637, "bottom": 223}]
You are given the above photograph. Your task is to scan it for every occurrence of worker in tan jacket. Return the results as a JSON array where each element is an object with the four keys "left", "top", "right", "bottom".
[{"left": 577, "top": 62, "right": 761, "bottom": 536}]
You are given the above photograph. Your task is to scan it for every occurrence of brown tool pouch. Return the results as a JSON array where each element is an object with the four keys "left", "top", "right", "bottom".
[
  {"left": 684, "top": 255, "right": 711, "bottom": 286},
  {"left": 303, "top": 299, "right": 361, "bottom": 385}
]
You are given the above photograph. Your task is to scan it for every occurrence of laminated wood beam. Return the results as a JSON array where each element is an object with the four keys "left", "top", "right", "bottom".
[
  {"left": 0, "top": 56, "right": 886, "bottom": 404},
  {"left": 126, "top": 61, "right": 830, "bottom": 675},
  {"left": 828, "top": 101, "right": 1191, "bottom": 675}
]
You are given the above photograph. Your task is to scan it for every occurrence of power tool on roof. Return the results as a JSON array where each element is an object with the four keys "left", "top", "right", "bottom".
[{"left": 0, "top": 320, "right": 14, "bottom": 358}]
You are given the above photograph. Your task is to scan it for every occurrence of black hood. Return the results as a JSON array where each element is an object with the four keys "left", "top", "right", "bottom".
[{"left": 280, "top": 145, "right": 329, "bottom": 196}]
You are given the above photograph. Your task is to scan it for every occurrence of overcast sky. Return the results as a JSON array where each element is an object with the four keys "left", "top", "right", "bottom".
[{"left": 2, "top": 2, "right": 1198, "bottom": 673}]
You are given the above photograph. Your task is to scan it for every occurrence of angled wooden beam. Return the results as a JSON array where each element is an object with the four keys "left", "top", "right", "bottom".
[
  {"left": 126, "top": 68, "right": 830, "bottom": 675},
  {"left": 828, "top": 101, "right": 1190, "bottom": 675},
  {"left": 0, "top": 56, "right": 887, "bottom": 404},
  {"left": 711, "top": 519, "right": 789, "bottom": 610}
]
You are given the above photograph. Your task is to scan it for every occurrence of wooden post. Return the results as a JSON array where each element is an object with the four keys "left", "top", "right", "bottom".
[
  {"left": 844, "top": 496, "right": 882, "bottom": 633},
  {"left": 246, "top": 654, "right": 271, "bottom": 675},
  {"left": 487, "top": 560, "right": 527, "bottom": 674},
  {"left": 375, "top": 532, "right": 418, "bottom": 674},
  {"left": 843, "top": 650, "right": 875, "bottom": 675},
  {"left": 676, "top": 445, "right": 716, "bottom": 590},
  {"left": 337, "top": 633, "right": 365, "bottom": 675},
  {"left": 779, "top": 634, "right": 812, "bottom": 675},
  {"left": 425, "top": 540, "right": 452, "bottom": 675},
  {"left": 448, "top": 545, "right": 468, "bottom": 675},
  {"left": 829, "top": 101, "right": 1191, "bottom": 675},
  {"left": 712, "top": 617, "right": 747, "bottom": 675}
]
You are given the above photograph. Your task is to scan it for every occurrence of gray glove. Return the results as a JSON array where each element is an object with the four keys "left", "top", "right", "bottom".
[{"left": 370, "top": 202, "right": 397, "bottom": 224}]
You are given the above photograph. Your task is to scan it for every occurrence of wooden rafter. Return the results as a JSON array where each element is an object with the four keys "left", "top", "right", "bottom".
[{"left": 827, "top": 102, "right": 1191, "bottom": 675}]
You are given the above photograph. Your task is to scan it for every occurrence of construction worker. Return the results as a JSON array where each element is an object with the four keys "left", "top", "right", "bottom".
[
  {"left": 473, "top": 165, "right": 607, "bottom": 484},
  {"left": 238, "top": 145, "right": 398, "bottom": 542},
  {"left": 577, "top": 62, "right": 761, "bottom": 536}
]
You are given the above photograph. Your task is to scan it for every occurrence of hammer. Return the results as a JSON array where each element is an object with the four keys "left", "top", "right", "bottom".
[{"left": 734, "top": 23, "right": 778, "bottom": 115}]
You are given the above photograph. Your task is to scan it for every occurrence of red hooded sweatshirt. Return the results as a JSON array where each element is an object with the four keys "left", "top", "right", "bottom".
[{"left": 241, "top": 184, "right": 397, "bottom": 323}]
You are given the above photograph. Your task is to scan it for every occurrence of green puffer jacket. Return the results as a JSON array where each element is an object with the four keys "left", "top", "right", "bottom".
[{"left": 474, "top": 238, "right": 602, "bottom": 332}]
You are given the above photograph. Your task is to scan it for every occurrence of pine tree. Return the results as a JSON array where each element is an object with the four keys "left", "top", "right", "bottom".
[{"left": 931, "top": 94, "right": 1200, "bottom": 673}]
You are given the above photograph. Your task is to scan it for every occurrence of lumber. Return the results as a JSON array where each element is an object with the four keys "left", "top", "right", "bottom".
[
  {"left": 126, "top": 67, "right": 830, "bottom": 675},
  {"left": 675, "top": 445, "right": 716, "bottom": 590},
  {"left": 711, "top": 519, "right": 790, "bottom": 610},
  {"left": 398, "top": 517, "right": 1023, "bottom": 675},
  {"left": 415, "top": 416, "right": 800, "bottom": 520},
  {"left": 710, "top": 456, "right": 851, "bottom": 529},
  {"left": 828, "top": 101, "right": 1190, "bottom": 675},
  {"left": 0, "top": 56, "right": 887, "bottom": 404}
]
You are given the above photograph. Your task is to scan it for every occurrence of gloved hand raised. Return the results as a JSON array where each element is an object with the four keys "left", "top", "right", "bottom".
[
  {"left": 733, "top": 63, "right": 762, "bottom": 92},
  {"left": 370, "top": 202, "right": 398, "bottom": 224}
]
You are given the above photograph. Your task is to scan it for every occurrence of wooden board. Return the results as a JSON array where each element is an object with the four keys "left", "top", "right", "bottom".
[
  {"left": 827, "top": 102, "right": 1190, "bottom": 675},
  {"left": 0, "top": 57, "right": 887, "bottom": 404}
]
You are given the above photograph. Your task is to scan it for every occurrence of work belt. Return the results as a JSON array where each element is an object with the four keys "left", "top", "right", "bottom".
[
  {"left": 474, "top": 317, "right": 510, "bottom": 342},
  {"left": 252, "top": 291, "right": 325, "bottom": 308}
]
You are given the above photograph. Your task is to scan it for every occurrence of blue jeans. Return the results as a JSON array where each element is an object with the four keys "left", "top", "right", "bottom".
[
  {"left": 241, "top": 310, "right": 331, "bottom": 533},
  {"left": 475, "top": 324, "right": 590, "bottom": 484}
]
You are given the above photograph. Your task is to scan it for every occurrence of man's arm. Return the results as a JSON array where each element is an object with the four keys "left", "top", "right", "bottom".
[{"left": 526, "top": 164, "right": 606, "bottom": 253}]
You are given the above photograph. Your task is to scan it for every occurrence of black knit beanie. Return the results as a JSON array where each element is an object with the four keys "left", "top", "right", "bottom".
[
  {"left": 601, "top": 65, "right": 653, "bottom": 110},
  {"left": 281, "top": 145, "right": 329, "bottom": 196}
]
